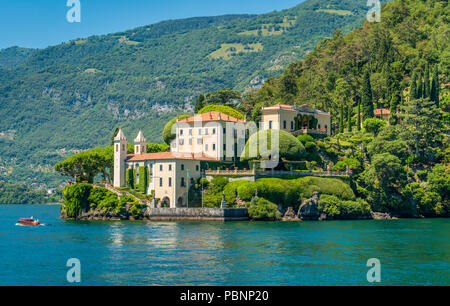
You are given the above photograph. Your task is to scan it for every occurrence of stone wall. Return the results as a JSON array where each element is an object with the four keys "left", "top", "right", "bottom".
[{"left": 144, "top": 207, "right": 249, "bottom": 221}]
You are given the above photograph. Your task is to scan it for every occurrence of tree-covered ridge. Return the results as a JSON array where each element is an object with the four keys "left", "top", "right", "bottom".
[
  {"left": 0, "top": 47, "right": 36, "bottom": 69},
  {"left": 0, "top": 0, "right": 369, "bottom": 189},
  {"left": 240, "top": 0, "right": 449, "bottom": 124}
]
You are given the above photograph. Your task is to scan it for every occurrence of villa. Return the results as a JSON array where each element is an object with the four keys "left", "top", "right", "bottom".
[
  {"left": 261, "top": 104, "right": 331, "bottom": 136},
  {"left": 113, "top": 104, "right": 331, "bottom": 207}
]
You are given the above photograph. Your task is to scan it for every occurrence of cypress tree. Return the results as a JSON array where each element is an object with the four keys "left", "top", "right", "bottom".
[
  {"left": 424, "top": 64, "right": 430, "bottom": 99},
  {"left": 389, "top": 92, "right": 400, "bottom": 125},
  {"left": 410, "top": 71, "right": 417, "bottom": 100},
  {"left": 357, "top": 101, "right": 361, "bottom": 131},
  {"left": 339, "top": 104, "right": 344, "bottom": 134},
  {"left": 361, "top": 68, "right": 374, "bottom": 121},
  {"left": 347, "top": 107, "right": 352, "bottom": 132},
  {"left": 417, "top": 74, "right": 423, "bottom": 99},
  {"left": 430, "top": 66, "right": 439, "bottom": 107}
]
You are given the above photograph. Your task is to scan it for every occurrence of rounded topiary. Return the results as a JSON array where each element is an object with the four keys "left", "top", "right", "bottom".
[
  {"left": 241, "top": 129, "right": 306, "bottom": 161},
  {"left": 162, "top": 115, "right": 191, "bottom": 145},
  {"left": 198, "top": 104, "right": 244, "bottom": 120}
]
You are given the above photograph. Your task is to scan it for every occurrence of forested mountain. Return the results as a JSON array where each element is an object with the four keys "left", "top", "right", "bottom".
[
  {"left": 240, "top": 0, "right": 449, "bottom": 125},
  {"left": 0, "top": 0, "right": 369, "bottom": 188},
  {"left": 0, "top": 47, "right": 36, "bottom": 69}
]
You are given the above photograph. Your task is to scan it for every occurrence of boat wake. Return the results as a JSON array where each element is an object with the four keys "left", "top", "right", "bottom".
[{"left": 15, "top": 223, "right": 47, "bottom": 227}]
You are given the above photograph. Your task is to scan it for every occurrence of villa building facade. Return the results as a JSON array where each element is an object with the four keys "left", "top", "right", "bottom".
[
  {"left": 171, "top": 111, "right": 247, "bottom": 162},
  {"left": 113, "top": 128, "right": 217, "bottom": 208},
  {"left": 261, "top": 104, "right": 331, "bottom": 136}
]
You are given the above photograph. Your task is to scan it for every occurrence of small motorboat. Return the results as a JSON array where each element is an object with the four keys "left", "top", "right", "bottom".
[{"left": 17, "top": 217, "right": 40, "bottom": 226}]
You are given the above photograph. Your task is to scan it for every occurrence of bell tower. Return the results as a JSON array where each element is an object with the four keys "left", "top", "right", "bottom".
[
  {"left": 113, "top": 128, "right": 127, "bottom": 188},
  {"left": 134, "top": 130, "right": 147, "bottom": 155}
]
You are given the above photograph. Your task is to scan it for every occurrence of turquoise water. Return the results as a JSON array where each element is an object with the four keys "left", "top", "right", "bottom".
[{"left": 0, "top": 204, "right": 448, "bottom": 286}]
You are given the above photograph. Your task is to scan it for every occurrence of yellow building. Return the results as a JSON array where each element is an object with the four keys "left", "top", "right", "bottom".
[
  {"left": 172, "top": 111, "right": 247, "bottom": 162},
  {"left": 113, "top": 129, "right": 217, "bottom": 208},
  {"left": 261, "top": 104, "right": 331, "bottom": 136}
]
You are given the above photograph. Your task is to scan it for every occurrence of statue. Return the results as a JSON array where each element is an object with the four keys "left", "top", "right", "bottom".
[{"left": 221, "top": 191, "right": 227, "bottom": 208}]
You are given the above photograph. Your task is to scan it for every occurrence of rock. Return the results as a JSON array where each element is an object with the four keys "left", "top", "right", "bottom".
[
  {"left": 371, "top": 212, "right": 393, "bottom": 220},
  {"left": 282, "top": 207, "right": 299, "bottom": 221},
  {"left": 299, "top": 191, "right": 321, "bottom": 220}
]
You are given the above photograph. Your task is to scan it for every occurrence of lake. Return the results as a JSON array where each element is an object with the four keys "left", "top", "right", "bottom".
[{"left": 0, "top": 204, "right": 448, "bottom": 286}]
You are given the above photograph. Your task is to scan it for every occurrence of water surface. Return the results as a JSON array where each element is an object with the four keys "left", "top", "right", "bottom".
[{"left": 0, "top": 205, "right": 448, "bottom": 285}]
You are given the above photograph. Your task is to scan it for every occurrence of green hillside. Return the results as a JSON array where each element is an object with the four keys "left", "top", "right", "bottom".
[
  {"left": 0, "top": 46, "right": 36, "bottom": 69},
  {"left": 0, "top": 0, "right": 369, "bottom": 188}
]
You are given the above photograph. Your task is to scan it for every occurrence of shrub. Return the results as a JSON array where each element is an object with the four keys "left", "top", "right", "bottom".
[
  {"left": 162, "top": 115, "right": 191, "bottom": 145},
  {"left": 197, "top": 104, "right": 244, "bottom": 120},
  {"left": 126, "top": 169, "right": 135, "bottom": 189},
  {"left": 318, "top": 194, "right": 370, "bottom": 218},
  {"left": 248, "top": 198, "right": 281, "bottom": 220},
  {"left": 88, "top": 187, "right": 117, "bottom": 209},
  {"left": 138, "top": 166, "right": 148, "bottom": 194},
  {"left": 297, "top": 134, "right": 315, "bottom": 145},
  {"left": 363, "top": 118, "right": 387, "bottom": 136},
  {"left": 332, "top": 158, "right": 361, "bottom": 172},
  {"left": 241, "top": 130, "right": 306, "bottom": 161},
  {"left": 62, "top": 183, "right": 93, "bottom": 218}
]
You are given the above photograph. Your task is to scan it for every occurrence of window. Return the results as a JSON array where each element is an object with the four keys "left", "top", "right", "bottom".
[
  {"left": 181, "top": 164, "right": 184, "bottom": 171},
  {"left": 223, "top": 128, "right": 226, "bottom": 134},
  {"left": 196, "top": 165, "right": 199, "bottom": 171},
  {"left": 169, "top": 165, "right": 172, "bottom": 171},
  {"left": 291, "top": 121, "right": 294, "bottom": 130},
  {"left": 188, "top": 138, "right": 192, "bottom": 145},
  {"left": 179, "top": 139, "right": 184, "bottom": 145},
  {"left": 269, "top": 121, "right": 273, "bottom": 129},
  {"left": 223, "top": 144, "right": 226, "bottom": 150},
  {"left": 181, "top": 177, "right": 185, "bottom": 187},
  {"left": 189, "top": 129, "right": 192, "bottom": 136},
  {"left": 198, "top": 129, "right": 202, "bottom": 135},
  {"left": 212, "top": 128, "right": 216, "bottom": 135},
  {"left": 325, "top": 125, "right": 328, "bottom": 130},
  {"left": 205, "top": 128, "right": 209, "bottom": 135},
  {"left": 205, "top": 144, "right": 208, "bottom": 151},
  {"left": 197, "top": 138, "right": 203, "bottom": 145},
  {"left": 168, "top": 177, "right": 172, "bottom": 187},
  {"left": 160, "top": 165, "right": 163, "bottom": 171},
  {"left": 318, "top": 124, "right": 321, "bottom": 129},
  {"left": 180, "top": 129, "right": 183, "bottom": 136},
  {"left": 115, "top": 144, "right": 118, "bottom": 152},
  {"left": 213, "top": 144, "right": 216, "bottom": 151},
  {"left": 159, "top": 178, "right": 163, "bottom": 187},
  {"left": 283, "top": 120, "right": 287, "bottom": 129}
]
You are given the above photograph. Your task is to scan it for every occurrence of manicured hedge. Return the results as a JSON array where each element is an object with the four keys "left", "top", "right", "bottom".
[
  {"left": 126, "top": 169, "right": 135, "bottom": 189},
  {"left": 223, "top": 176, "right": 355, "bottom": 208},
  {"left": 138, "top": 166, "right": 148, "bottom": 194},
  {"left": 198, "top": 104, "right": 244, "bottom": 120}
]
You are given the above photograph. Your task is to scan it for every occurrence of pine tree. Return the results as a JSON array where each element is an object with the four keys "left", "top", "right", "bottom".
[
  {"left": 357, "top": 101, "right": 361, "bottom": 131},
  {"left": 339, "top": 104, "right": 344, "bottom": 134},
  {"left": 361, "top": 68, "right": 374, "bottom": 121},
  {"left": 430, "top": 66, "right": 440, "bottom": 107},
  {"left": 410, "top": 71, "right": 417, "bottom": 100},
  {"left": 424, "top": 64, "right": 430, "bottom": 99}
]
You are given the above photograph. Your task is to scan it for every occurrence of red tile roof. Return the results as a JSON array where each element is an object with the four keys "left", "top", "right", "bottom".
[
  {"left": 126, "top": 152, "right": 218, "bottom": 162},
  {"left": 177, "top": 111, "right": 245, "bottom": 123},
  {"left": 374, "top": 109, "right": 391, "bottom": 116}
]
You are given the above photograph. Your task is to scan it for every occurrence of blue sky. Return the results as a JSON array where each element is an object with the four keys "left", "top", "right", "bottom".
[{"left": 0, "top": 0, "right": 304, "bottom": 50}]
